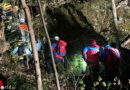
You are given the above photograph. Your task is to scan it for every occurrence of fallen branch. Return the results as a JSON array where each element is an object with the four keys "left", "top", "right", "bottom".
[
  {"left": 116, "top": 0, "right": 128, "bottom": 9},
  {"left": 121, "top": 36, "right": 130, "bottom": 47}
]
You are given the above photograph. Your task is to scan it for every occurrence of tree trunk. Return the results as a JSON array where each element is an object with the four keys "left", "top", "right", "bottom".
[
  {"left": 111, "top": 0, "right": 120, "bottom": 48},
  {"left": 128, "top": 0, "right": 130, "bottom": 6},
  {"left": 37, "top": 0, "right": 61, "bottom": 90},
  {"left": 20, "top": 0, "right": 43, "bottom": 90},
  {"left": 26, "top": 53, "right": 29, "bottom": 69},
  {"left": 0, "top": 23, "right": 9, "bottom": 54}
]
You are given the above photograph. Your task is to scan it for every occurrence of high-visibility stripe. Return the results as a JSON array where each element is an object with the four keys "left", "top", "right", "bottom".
[
  {"left": 83, "top": 46, "right": 99, "bottom": 53},
  {"left": 19, "top": 56, "right": 23, "bottom": 60},
  {"left": 87, "top": 46, "right": 99, "bottom": 51}
]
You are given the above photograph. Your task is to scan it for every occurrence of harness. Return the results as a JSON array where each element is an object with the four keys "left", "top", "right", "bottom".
[{"left": 55, "top": 42, "right": 60, "bottom": 55}]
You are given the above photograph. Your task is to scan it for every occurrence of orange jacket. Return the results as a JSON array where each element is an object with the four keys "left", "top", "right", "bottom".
[{"left": 19, "top": 24, "right": 28, "bottom": 30}]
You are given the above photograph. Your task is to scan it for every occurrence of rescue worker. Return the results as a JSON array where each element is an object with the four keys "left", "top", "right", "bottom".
[
  {"left": 0, "top": 3, "right": 13, "bottom": 31},
  {"left": 100, "top": 44, "right": 120, "bottom": 84},
  {"left": 83, "top": 40, "right": 100, "bottom": 88},
  {"left": 0, "top": 3, "right": 18, "bottom": 32},
  {"left": 51, "top": 36, "right": 67, "bottom": 64},
  {"left": 18, "top": 18, "right": 29, "bottom": 42},
  {"left": 47, "top": 36, "right": 67, "bottom": 74},
  {"left": 18, "top": 18, "right": 29, "bottom": 63}
]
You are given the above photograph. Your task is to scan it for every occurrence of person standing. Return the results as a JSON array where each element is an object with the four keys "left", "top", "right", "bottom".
[
  {"left": 83, "top": 40, "right": 100, "bottom": 88},
  {"left": 18, "top": 18, "right": 29, "bottom": 63},
  {"left": 47, "top": 36, "right": 67, "bottom": 74},
  {"left": 100, "top": 44, "right": 120, "bottom": 83}
]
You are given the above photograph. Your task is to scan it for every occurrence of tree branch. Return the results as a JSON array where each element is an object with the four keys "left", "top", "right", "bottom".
[
  {"left": 116, "top": 0, "right": 128, "bottom": 9},
  {"left": 37, "top": 0, "right": 61, "bottom": 90},
  {"left": 121, "top": 35, "right": 130, "bottom": 47}
]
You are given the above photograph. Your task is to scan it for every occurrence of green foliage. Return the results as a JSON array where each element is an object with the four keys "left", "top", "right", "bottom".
[
  {"left": 42, "top": 78, "right": 49, "bottom": 90},
  {"left": 68, "top": 52, "right": 87, "bottom": 75},
  {"left": 7, "top": 73, "right": 36, "bottom": 90}
]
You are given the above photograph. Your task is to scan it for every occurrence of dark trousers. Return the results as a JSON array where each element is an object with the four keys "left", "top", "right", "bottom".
[
  {"left": 103, "top": 67, "right": 119, "bottom": 82},
  {"left": 18, "top": 44, "right": 25, "bottom": 56},
  {"left": 46, "top": 56, "right": 63, "bottom": 74},
  {"left": 87, "top": 63, "right": 99, "bottom": 83},
  {"left": 83, "top": 62, "right": 99, "bottom": 89},
  {"left": 18, "top": 43, "right": 25, "bottom": 65}
]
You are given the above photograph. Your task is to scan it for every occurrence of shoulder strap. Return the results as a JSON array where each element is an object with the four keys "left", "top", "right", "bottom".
[
  {"left": 107, "top": 48, "right": 118, "bottom": 66},
  {"left": 54, "top": 42, "right": 60, "bottom": 54}
]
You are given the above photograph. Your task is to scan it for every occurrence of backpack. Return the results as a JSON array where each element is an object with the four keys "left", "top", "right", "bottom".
[
  {"left": 51, "top": 40, "right": 67, "bottom": 57},
  {"left": 58, "top": 40, "right": 67, "bottom": 56},
  {"left": 100, "top": 45, "right": 120, "bottom": 70}
]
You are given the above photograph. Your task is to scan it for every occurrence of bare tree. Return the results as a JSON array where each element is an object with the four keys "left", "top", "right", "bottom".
[
  {"left": 20, "top": 0, "right": 43, "bottom": 90},
  {"left": 37, "top": 0, "right": 61, "bottom": 90},
  {"left": 111, "top": 0, "right": 120, "bottom": 48}
]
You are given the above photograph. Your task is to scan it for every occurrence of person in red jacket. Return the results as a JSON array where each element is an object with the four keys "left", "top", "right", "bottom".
[
  {"left": 83, "top": 40, "right": 100, "bottom": 87},
  {"left": 47, "top": 36, "right": 67, "bottom": 74},
  {"left": 100, "top": 44, "right": 120, "bottom": 82},
  {"left": 51, "top": 36, "right": 67, "bottom": 63}
]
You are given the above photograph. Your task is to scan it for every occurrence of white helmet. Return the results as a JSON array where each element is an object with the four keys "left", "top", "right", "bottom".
[
  {"left": 54, "top": 36, "right": 60, "bottom": 41},
  {"left": 20, "top": 18, "right": 25, "bottom": 23}
]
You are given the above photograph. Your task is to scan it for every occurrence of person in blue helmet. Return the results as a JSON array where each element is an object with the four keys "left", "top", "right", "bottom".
[{"left": 47, "top": 36, "right": 67, "bottom": 74}]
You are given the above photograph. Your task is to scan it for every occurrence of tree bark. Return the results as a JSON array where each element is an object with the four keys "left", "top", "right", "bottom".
[
  {"left": 112, "top": 0, "right": 118, "bottom": 30},
  {"left": 0, "top": 23, "right": 9, "bottom": 54},
  {"left": 111, "top": 0, "right": 120, "bottom": 48},
  {"left": 20, "top": 0, "right": 43, "bottom": 90},
  {"left": 116, "top": 0, "right": 128, "bottom": 9},
  {"left": 128, "top": 0, "right": 130, "bottom": 6},
  {"left": 37, "top": 0, "right": 61, "bottom": 90}
]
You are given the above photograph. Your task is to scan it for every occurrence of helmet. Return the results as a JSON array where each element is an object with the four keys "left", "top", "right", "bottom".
[
  {"left": 20, "top": 18, "right": 25, "bottom": 23},
  {"left": 54, "top": 36, "right": 60, "bottom": 41}
]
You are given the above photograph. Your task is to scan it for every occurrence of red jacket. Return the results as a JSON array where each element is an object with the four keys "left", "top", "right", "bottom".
[
  {"left": 51, "top": 40, "right": 67, "bottom": 60},
  {"left": 100, "top": 45, "right": 120, "bottom": 70},
  {"left": 83, "top": 43, "right": 100, "bottom": 62}
]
